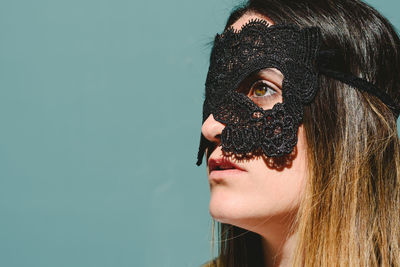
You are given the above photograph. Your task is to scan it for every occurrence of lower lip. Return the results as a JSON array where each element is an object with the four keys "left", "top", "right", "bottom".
[{"left": 209, "top": 169, "right": 246, "bottom": 181}]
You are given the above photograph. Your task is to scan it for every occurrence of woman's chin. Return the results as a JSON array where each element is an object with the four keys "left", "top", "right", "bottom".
[
  {"left": 209, "top": 191, "right": 296, "bottom": 230},
  {"left": 209, "top": 209, "right": 242, "bottom": 225},
  {"left": 209, "top": 193, "right": 241, "bottom": 223},
  {"left": 209, "top": 192, "right": 258, "bottom": 225},
  {"left": 209, "top": 204, "right": 269, "bottom": 231}
]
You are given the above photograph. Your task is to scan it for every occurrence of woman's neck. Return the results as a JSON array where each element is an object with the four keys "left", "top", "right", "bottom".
[
  {"left": 261, "top": 229, "right": 297, "bottom": 267},
  {"left": 248, "top": 212, "right": 298, "bottom": 267}
]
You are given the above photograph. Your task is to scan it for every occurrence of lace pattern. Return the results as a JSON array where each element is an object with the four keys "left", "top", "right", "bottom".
[
  {"left": 197, "top": 20, "right": 321, "bottom": 165},
  {"left": 196, "top": 20, "right": 400, "bottom": 166}
]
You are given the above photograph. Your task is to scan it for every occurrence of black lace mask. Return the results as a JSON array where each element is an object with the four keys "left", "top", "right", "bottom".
[{"left": 196, "top": 20, "right": 400, "bottom": 166}]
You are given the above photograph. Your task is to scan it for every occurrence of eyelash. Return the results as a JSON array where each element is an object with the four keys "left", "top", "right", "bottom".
[
  {"left": 249, "top": 80, "right": 277, "bottom": 99},
  {"left": 235, "top": 76, "right": 281, "bottom": 108},
  {"left": 248, "top": 80, "right": 278, "bottom": 107}
]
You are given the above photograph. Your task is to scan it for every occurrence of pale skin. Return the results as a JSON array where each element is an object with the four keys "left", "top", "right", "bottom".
[{"left": 201, "top": 12, "right": 308, "bottom": 267}]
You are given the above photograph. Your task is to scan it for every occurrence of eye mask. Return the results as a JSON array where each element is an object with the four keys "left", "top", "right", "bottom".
[{"left": 196, "top": 19, "right": 400, "bottom": 166}]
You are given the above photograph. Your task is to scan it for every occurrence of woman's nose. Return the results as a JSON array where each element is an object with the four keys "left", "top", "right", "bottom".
[{"left": 201, "top": 114, "right": 225, "bottom": 143}]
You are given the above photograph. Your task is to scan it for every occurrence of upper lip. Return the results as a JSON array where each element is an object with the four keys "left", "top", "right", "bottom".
[{"left": 208, "top": 157, "right": 246, "bottom": 172}]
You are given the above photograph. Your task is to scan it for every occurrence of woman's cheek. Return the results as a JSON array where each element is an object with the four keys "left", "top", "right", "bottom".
[{"left": 209, "top": 163, "right": 306, "bottom": 225}]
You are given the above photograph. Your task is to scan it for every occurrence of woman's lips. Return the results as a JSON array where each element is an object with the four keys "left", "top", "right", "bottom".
[{"left": 208, "top": 157, "right": 247, "bottom": 181}]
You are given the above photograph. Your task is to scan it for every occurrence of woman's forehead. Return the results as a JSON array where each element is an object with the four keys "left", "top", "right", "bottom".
[{"left": 230, "top": 12, "right": 274, "bottom": 31}]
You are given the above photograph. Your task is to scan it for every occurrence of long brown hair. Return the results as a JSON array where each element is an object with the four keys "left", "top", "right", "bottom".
[{"left": 202, "top": 0, "right": 400, "bottom": 266}]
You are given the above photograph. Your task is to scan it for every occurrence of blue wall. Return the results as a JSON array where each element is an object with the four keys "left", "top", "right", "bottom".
[{"left": 0, "top": 0, "right": 399, "bottom": 266}]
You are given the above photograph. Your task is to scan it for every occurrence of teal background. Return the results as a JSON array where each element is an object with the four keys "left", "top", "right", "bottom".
[{"left": 0, "top": 0, "right": 399, "bottom": 266}]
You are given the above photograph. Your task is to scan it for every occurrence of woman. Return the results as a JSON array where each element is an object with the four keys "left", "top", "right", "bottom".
[{"left": 197, "top": 0, "right": 400, "bottom": 266}]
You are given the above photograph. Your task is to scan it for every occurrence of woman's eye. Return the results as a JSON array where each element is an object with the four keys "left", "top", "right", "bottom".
[
  {"left": 250, "top": 80, "right": 277, "bottom": 98},
  {"left": 236, "top": 76, "right": 282, "bottom": 109}
]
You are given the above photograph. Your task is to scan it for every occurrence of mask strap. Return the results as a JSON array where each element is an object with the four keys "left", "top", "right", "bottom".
[
  {"left": 317, "top": 49, "right": 400, "bottom": 118},
  {"left": 197, "top": 134, "right": 212, "bottom": 166}
]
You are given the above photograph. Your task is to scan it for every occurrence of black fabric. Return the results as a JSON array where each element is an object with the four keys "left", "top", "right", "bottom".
[
  {"left": 316, "top": 49, "right": 400, "bottom": 117},
  {"left": 196, "top": 20, "right": 400, "bottom": 166}
]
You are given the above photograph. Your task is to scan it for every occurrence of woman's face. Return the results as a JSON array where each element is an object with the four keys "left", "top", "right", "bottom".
[{"left": 202, "top": 13, "right": 308, "bottom": 233}]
